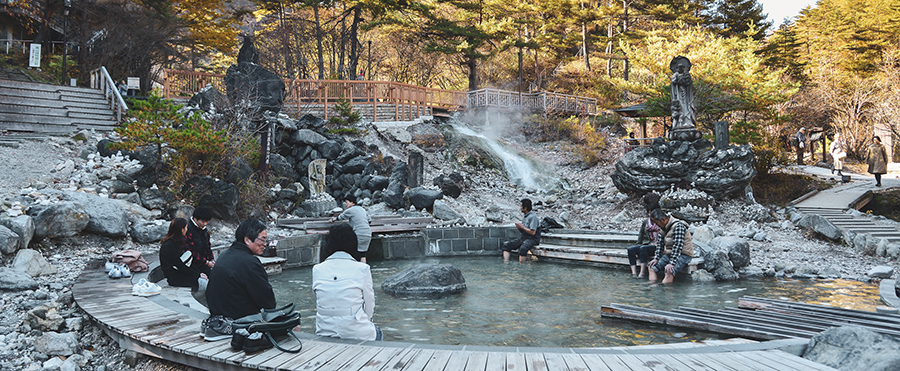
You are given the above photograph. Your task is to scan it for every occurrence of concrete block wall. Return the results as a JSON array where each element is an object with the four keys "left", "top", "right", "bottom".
[{"left": 271, "top": 226, "right": 518, "bottom": 268}]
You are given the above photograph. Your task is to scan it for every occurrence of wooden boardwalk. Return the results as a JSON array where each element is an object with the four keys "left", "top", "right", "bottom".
[
  {"left": 73, "top": 263, "right": 837, "bottom": 370},
  {"left": 601, "top": 296, "right": 900, "bottom": 341},
  {"left": 534, "top": 233, "right": 704, "bottom": 273}
]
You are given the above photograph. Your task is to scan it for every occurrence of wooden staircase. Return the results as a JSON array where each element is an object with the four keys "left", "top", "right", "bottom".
[{"left": 0, "top": 78, "right": 120, "bottom": 134}]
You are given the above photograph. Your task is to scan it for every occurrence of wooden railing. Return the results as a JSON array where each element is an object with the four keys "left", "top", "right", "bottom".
[
  {"left": 162, "top": 69, "right": 467, "bottom": 121},
  {"left": 467, "top": 88, "right": 598, "bottom": 116},
  {"left": 162, "top": 70, "right": 598, "bottom": 120}
]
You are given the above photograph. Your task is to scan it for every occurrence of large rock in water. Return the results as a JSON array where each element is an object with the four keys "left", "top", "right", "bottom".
[
  {"left": 611, "top": 138, "right": 756, "bottom": 199},
  {"left": 382, "top": 264, "right": 466, "bottom": 298},
  {"left": 803, "top": 326, "right": 900, "bottom": 371}
]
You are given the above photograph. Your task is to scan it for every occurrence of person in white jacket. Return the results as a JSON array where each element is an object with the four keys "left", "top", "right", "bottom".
[{"left": 312, "top": 224, "right": 382, "bottom": 341}]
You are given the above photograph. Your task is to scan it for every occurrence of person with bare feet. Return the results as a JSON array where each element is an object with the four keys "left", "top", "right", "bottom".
[{"left": 647, "top": 209, "right": 693, "bottom": 284}]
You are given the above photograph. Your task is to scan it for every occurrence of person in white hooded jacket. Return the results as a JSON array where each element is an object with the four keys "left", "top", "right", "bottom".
[{"left": 312, "top": 224, "right": 382, "bottom": 341}]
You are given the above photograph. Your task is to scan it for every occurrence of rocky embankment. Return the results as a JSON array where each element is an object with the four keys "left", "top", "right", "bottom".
[{"left": 0, "top": 123, "right": 899, "bottom": 371}]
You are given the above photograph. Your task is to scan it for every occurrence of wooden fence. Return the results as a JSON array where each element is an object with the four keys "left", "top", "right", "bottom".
[{"left": 162, "top": 69, "right": 467, "bottom": 122}]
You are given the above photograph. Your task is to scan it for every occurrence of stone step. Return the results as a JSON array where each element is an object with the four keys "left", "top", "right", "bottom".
[
  {"left": 532, "top": 243, "right": 703, "bottom": 273},
  {"left": 540, "top": 232, "right": 637, "bottom": 249}
]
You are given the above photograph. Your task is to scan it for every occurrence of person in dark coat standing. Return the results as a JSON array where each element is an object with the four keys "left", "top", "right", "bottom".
[
  {"left": 185, "top": 206, "right": 214, "bottom": 275},
  {"left": 794, "top": 127, "right": 808, "bottom": 165},
  {"left": 206, "top": 219, "right": 276, "bottom": 320},
  {"left": 867, "top": 136, "right": 889, "bottom": 187}
]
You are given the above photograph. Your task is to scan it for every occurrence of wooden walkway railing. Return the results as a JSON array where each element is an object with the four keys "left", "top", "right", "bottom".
[
  {"left": 466, "top": 88, "right": 599, "bottom": 116},
  {"left": 162, "top": 70, "right": 599, "bottom": 122},
  {"left": 162, "top": 69, "right": 467, "bottom": 122}
]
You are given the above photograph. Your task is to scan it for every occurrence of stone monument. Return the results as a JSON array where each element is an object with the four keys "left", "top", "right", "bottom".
[
  {"left": 669, "top": 56, "right": 702, "bottom": 142},
  {"left": 308, "top": 159, "right": 327, "bottom": 195}
]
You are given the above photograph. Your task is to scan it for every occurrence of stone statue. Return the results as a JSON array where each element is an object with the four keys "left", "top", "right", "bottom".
[
  {"left": 308, "top": 159, "right": 327, "bottom": 195},
  {"left": 669, "top": 56, "right": 701, "bottom": 141}
]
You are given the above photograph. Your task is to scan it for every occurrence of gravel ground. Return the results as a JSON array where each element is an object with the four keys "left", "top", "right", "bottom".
[{"left": 1, "top": 123, "right": 898, "bottom": 371}]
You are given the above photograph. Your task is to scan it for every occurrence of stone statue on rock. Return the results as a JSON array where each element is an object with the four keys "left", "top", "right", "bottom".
[
  {"left": 668, "top": 56, "right": 702, "bottom": 142},
  {"left": 225, "top": 36, "right": 285, "bottom": 119}
]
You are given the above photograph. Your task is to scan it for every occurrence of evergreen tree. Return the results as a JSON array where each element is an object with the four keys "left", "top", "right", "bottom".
[
  {"left": 757, "top": 23, "right": 806, "bottom": 81},
  {"left": 707, "top": 0, "right": 771, "bottom": 40}
]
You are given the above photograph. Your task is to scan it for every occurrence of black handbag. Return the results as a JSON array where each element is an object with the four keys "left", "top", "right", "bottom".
[{"left": 233, "top": 305, "right": 303, "bottom": 353}]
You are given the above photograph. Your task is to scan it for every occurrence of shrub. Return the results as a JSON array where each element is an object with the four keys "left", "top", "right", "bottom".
[
  {"left": 326, "top": 99, "right": 361, "bottom": 135},
  {"left": 533, "top": 116, "right": 608, "bottom": 167}
]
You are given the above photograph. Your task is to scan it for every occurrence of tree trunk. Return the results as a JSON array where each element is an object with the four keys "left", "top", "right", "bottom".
[
  {"left": 517, "top": 46, "right": 524, "bottom": 93},
  {"left": 622, "top": 0, "right": 630, "bottom": 81},
  {"left": 467, "top": 57, "right": 478, "bottom": 91},
  {"left": 314, "top": 5, "right": 325, "bottom": 80},
  {"left": 338, "top": 10, "right": 346, "bottom": 80},
  {"left": 582, "top": 22, "right": 590, "bottom": 71},
  {"left": 349, "top": 5, "right": 361, "bottom": 79}
]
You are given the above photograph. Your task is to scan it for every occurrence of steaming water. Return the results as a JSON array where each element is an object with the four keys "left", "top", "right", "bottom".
[
  {"left": 452, "top": 125, "right": 560, "bottom": 192},
  {"left": 271, "top": 256, "right": 881, "bottom": 348}
]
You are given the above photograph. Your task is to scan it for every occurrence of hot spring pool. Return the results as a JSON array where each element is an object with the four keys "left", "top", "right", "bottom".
[{"left": 269, "top": 256, "right": 880, "bottom": 347}]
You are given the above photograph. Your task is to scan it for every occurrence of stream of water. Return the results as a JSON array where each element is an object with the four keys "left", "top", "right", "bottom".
[
  {"left": 451, "top": 124, "right": 561, "bottom": 192},
  {"left": 271, "top": 256, "right": 881, "bottom": 348}
]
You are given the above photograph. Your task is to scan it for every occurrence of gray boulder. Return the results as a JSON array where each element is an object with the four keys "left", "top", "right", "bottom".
[
  {"left": 338, "top": 156, "right": 369, "bottom": 174},
  {"left": 99, "top": 179, "right": 135, "bottom": 194},
  {"left": 710, "top": 236, "right": 750, "bottom": 269},
  {"left": 691, "top": 269, "right": 716, "bottom": 282},
  {"left": 131, "top": 221, "right": 169, "bottom": 244},
  {"left": 225, "top": 38, "right": 285, "bottom": 116},
  {"left": 0, "top": 225, "right": 18, "bottom": 255},
  {"left": 269, "top": 153, "right": 298, "bottom": 181},
  {"left": 12, "top": 249, "right": 56, "bottom": 277},
  {"left": 114, "top": 199, "right": 154, "bottom": 225},
  {"left": 611, "top": 139, "right": 756, "bottom": 199},
  {"left": 433, "top": 199, "right": 464, "bottom": 222},
  {"left": 27, "top": 303, "right": 65, "bottom": 332},
  {"left": 485, "top": 205, "right": 503, "bottom": 222},
  {"left": 139, "top": 188, "right": 175, "bottom": 210},
  {"left": 0, "top": 267, "right": 39, "bottom": 290},
  {"left": 225, "top": 157, "right": 254, "bottom": 185},
  {"left": 383, "top": 162, "right": 410, "bottom": 210},
  {"left": 798, "top": 214, "right": 842, "bottom": 241},
  {"left": 291, "top": 129, "right": 327, "bottom": 146},
  {"left": 433, "top": 173, "right": 464, "bottom": 198},
  {"left": 381, "top": 264, "right": 466, "bottom": 298},
  {"left": 868, "top": 266, "right": 894, "bottom": 279},
  {"left": 34, "top": 331, "right": 79, "bottom": 356},
  {"left": 803, "top": 326, "right": 900, "bottom": 371},
  {"left": 52, "top": 191, "right": 128, "bottom": 236},
  {"left": 0, "top": 215, "right": 35, "bottom": 250},
  {"left": 407, "top": 187, "right": 443, "bottom": 211},
  {"left": 691, "top": 225, "right": 715, "bottom": 245},
  {"left": 365, "top": 175, "right": 389, "bottom": 191},
  {"left": 28, "top": 202, "right": 89, "bottom": 239},
  {"left": 318, "top": 140, "right": 343, "bottom": 160},
  {"left": 702, "top": 249, "right": 739, "bottom": 281}
]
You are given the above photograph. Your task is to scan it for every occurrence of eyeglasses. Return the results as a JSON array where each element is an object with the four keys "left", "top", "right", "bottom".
[{"left": 255, "top": 236, "right": 267, "bottom": 244}]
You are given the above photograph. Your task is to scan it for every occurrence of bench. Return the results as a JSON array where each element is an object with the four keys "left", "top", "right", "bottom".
[
  {"left": 531, "top": 244, "right": 704, "bottom": 273},
  {"left": 276, "top": 215, "right": 433, "bottom": 234}
]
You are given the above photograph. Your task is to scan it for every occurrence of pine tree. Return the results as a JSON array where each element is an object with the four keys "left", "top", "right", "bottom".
[
  {"left": 757, "top": 23, "right": 806, "bottom": 81},
  {"left": 707, "top": 0, "right": 771, "bottom": 40}
]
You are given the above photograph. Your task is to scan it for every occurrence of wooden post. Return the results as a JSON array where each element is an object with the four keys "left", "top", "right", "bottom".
[
  {"left": 322, "top": 83, "right": 328, "bottom": 121},
  {"left": 714, "top": 121, "right": 729, "bottom": 150}
]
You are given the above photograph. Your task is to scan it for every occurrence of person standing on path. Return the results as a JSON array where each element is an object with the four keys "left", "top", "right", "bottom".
[
  {"left": 867, "top": 136, "right": 889, "bottom": 187},
  {"left": 794, "top": 127, "right": 808, "bottom": 165},
  {"left": 330, "top": 195, "right": 372, "bottom": 263},
  {"left": 830, "top": 132, "right": 847, "bottom": 176}
]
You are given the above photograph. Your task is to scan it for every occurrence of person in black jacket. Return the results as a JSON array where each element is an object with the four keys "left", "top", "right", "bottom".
[
  {"left": 159, "top": 218, "right": 209, "bottom": 292},
  {"left": 205, "top": 219, "right": 276, "bottom": 321},
  {"left": 185, "top": 206, "right": 215, "bottom": 275}
]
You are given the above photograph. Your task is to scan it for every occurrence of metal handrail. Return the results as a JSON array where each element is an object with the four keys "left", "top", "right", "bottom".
[{"left": 89, "top": 66, "right": 128, "bottom": 123}]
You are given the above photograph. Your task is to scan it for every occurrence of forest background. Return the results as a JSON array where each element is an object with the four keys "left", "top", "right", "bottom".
[{"left": 6, "top": 0, "right": 900, "bottom": 166}]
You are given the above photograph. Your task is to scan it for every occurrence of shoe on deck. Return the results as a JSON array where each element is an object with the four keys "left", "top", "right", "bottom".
[
  {"left": 202, "top": 315, "right": 233, "bottom": 341},
  {"left": 132, "top": 278, "right": 161, "bottom": 297}
]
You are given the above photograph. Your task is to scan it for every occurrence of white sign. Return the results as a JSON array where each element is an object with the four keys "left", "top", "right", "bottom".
[
  {"left": 28, "top": 44, "right": 41, "bottom": 68},
  {"left": 127, "top": 77, "right": 140, "bottom": 89}
]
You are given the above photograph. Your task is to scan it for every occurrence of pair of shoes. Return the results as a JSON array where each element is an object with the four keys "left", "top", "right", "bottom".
[
  {"left": 132, "top": 278, "right": 162, "bottom": 297},
  {"left": 104, "top": 260, "right": 117, "bottom": 272},
  {"left": 202, "top": 315, "right": 233, "bottom": 341},
  {"left": 877, "top": 183, "right": 882, "bottom": 187},
  {"left": 232, "top": 329, "right": 272, "bottom": 353},
  {"left": 831, "top": 168, "right": 835, "bottom": 174},
  {"left": 108, "top": 263, "right": 131, "bottom": 279}
]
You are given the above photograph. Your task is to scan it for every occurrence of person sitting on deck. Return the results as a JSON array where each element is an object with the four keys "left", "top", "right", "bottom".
[
  {"left": 501, "top": 198, "right": 541, "bottom": 263},
  {"left": 647, "top": 209, "right": 694, "bottom": 284},
  {"left": 185, "top": 206, "right": 215, "bottom": 275},
  {"left": 313, "top": 224, "right": 382, "bottom": 341},
  {"left": 329, "top": 195, "right": 372, "bottom": 263},
  {"left": 203, "top": 219, "right": 276, "bottom": 340},
  {"left": 159, "top": 218, "right": 208, "bottom": 303},
  {"left": 626, "top": 204, "right": 660, "bottom": 278}
]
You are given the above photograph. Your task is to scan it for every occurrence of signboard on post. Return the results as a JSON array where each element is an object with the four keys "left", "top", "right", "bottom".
[
  {"left": 127, "top": 77, "right": 140, "bottom": 90},
  {"left": 28, "top": 44, "right": 41, "bottom": 68}
]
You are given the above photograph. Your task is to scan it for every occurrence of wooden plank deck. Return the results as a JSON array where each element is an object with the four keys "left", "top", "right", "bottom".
[
  {"left": 73, "top": 265, "right": 837, "bottom": 370},
  {"left": 601, "top": 296, "right": 900, "bottom": 342}
]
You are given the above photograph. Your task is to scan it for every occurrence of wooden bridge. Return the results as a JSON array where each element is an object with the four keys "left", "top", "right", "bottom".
[{"left": 162, "top": 69, "right": 598, "bottom": 122}]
